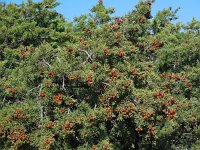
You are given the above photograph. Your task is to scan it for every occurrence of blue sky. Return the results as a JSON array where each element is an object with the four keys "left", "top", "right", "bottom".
[{"left": 4, "top": 0, "right": 200, "bottom": 23}]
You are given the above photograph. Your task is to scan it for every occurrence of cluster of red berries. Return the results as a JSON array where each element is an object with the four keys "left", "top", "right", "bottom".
[
  {"left": 152, "top": 40, "right": 164, "bottom": 48},
  {"left": 98, "top": 0, "right": 103, "bottom": 4},
  {"left": 148, "top": 124, "right": 156, "bottom": 140},
  {"left": 106, "top": 109, "right": 113, "bottom": 119},
  {"left": 153, "top": 91, "right": 165, "bottom": 99},
  {"left": 135, "top": 127, "right": 143, "bottom": 133},
  {"left": 8, "top": 127, "right": 29, "bottom": 147},
  {"left": 169, "top": 98, "right": 176, "bottom": 105},
  {"left": 83, "top": 28, "right": 89, "bottom": 33},
  {"left": 21, "top": 47, "right": 26, "bottom": 58},
  {"left": 58, "top": 107, "right": 65, "bottom": 113},
  {"left": 39, "top": 91, "right": 45, "bottom": 98},
  {"left": 115, "top": 32, "right": 121, "bottom": 39},
  {"left": 109, "top": 68, "right": 120, "bottom": 79},
  {"left": 123, "top": 79, "right": 132, "bottom": 89},
  {"left": 114, "top": 17, "right": 124, "bottom": 24},
  {"left": 42, "top": 137, "right": 54, "bottom": 150},
  {"left": 131, "top": 67, "right": 138, "bottom": 76},
  {"left": 141, "top": 111, "right": 154, "bottom": 120},
  {"left": 139, "top": 16, "right": 146, "bottom": 23},
  {"left": 111, "top": 24, "right": 119, "bottom": 31},
  {"left": 21, "top": 47, "right": 34, "bottom": 58},
  {"left": 86, "top": 74, "right": 94, "bottom": 85},
  {"left": 29, "top": 47, "right": 33, "bottom": 54},
  {"left": 168, "top": 109, "right": 176, "bottom": 119},
  {"left": 45, "top": 81, "right": 52, "bottom": 88},
  {"left": 63, "top": 122, "right": 73, "bottom": 132},
  {"left": 108, "top": 93, "right": 118, "bottom": 100},
  {"left": 116, "top": 103, "right": 135, "bottom": 118},
  {"left": 45, "top": 121, "right": 55, "bottom": 129},
  {"left": 91, "top": 64, "right": 98, "bottom": 69},
  {"left": 79, "top": 38, "right": 86, "bottom": 45},
  {"left": 0, "top": 125, "right": 5, "bottom": 138},
  {"left": 160, "top": 73, "right": 192, "bottom": 94},
  {"left": 68, "top": 76, "right": 75, "bottom": 81},
  {"left": 48, "top": 70, "right": 56, "bottom": 78},
  {"left": 14, "top": 109, "right": 23, "bottom": 120},
  {"left": 104, "top": 49, "right": 112, "bottom": 56},
  {"left": 65, "top": 47, "right": 74, "bottom": 53},
  {"left": 116, "top": 50, "right": 125, "bottom": 57},
  {"left": 6, "top": 87, "right": 17, "bottom": 95},
  {"left": 53, "top": 94, "right": 63, "bottom": 105},
  {"left": 87, "top": 116, "right": 95, "bottom": 126},
  {"left": 68, "top": 73, "right": 80, "bottom": 81}
]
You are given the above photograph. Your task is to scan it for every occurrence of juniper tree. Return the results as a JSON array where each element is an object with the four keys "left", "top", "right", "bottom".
[{"left": 0, "top": 0, "right": 200, "bottom": 149}]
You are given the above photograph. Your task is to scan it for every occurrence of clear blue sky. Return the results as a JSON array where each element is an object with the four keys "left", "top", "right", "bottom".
[{"left": 4, "top": 0, "right": 200, "bottom": 23}]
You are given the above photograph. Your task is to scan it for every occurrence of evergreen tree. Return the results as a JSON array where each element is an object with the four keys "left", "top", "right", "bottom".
[{"left": 0, "top": 0, "right": 200, "bottom": 149}]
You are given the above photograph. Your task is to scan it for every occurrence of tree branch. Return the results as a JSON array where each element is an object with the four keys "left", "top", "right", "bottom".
[
  {"left": 43, "top": 59, "right": 52, "bottom": 68},
  {"left": 80, "top": 49, "right": 93, "bottom": 62}
]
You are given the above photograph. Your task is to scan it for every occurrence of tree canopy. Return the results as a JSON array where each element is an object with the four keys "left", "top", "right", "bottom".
[{"left": 0, "top": 0, "right": 200, "bottom": 149}]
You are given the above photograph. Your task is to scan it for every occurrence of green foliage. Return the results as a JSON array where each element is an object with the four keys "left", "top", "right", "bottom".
[{"left": 0, "top": 0, "right": 200, "bottom": 149}]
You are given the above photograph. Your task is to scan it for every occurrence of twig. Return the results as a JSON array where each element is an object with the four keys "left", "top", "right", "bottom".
[
  {"left": 80, "top": 49, "right": 93, "bottom": 62},
  {"left": 43, "top": 59, "right": 52, "bottom": 68},
  {"left": 94, "top": 103, "right": 97, "bottom": 109},
  {"left": 37, "top": 84, "right": 44, "bottom": 125},
  {"left": 1, "top": 95, "right": 6, "bottom": 107},
  {"left": 57, "top": 56, "right": 61, "bottom": 63},
  {"left": 68, "top": 108, "right": 70, "bottom": 114},
  {"left": 26, "top": 85, "right": 41, "bottom": 96},
  {"left": 62, "top": 75, "right": 66, "bottom": 91},
  {"left": 102, "top": 82, "right": 110, "bottom": 86}
]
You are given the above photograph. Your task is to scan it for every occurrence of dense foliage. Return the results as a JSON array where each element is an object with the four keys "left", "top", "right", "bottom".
[{"left": 0, "top": 0, "right": 200, "bottom": 149}]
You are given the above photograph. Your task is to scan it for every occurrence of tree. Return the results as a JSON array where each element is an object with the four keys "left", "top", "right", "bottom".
[{"left": 0, "top": 0, "right": 200, "bottom": 149}]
